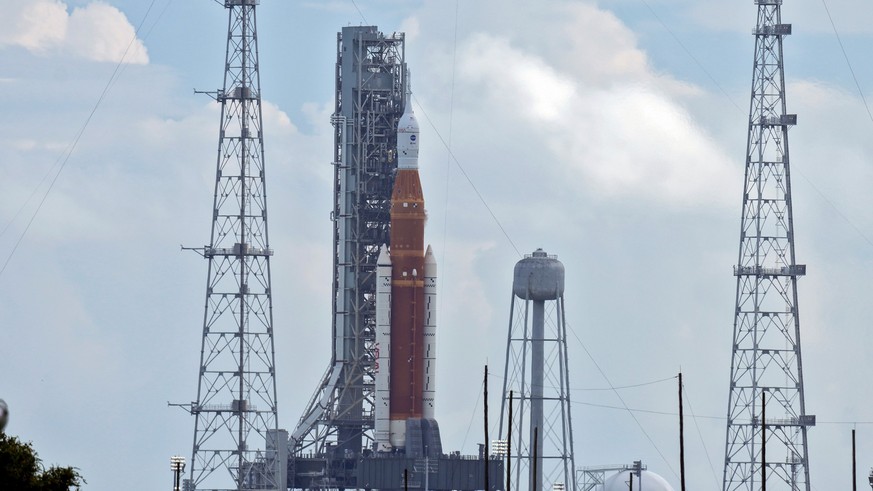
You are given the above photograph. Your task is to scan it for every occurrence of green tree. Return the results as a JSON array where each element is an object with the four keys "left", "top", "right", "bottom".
[{"left": 0, "top": 433, "right": 83, "bottom": 490}]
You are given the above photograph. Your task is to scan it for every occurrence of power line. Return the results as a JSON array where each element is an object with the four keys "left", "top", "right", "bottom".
[
  {"left": 437, "top": 0, "right": 460, "bottom": 336},
  {"left": 413, "top": 96, "right": 522, "bottom": 257},
  {"left": 637, "top": 0, "right": 743, "bottom": 112},
  {"left": 349, "top": 0, "right": 367, "bottom": 24},
  {"left": 489, "top": 371, "right": 678, "bottom": 393},
  {"left": 820, "top": 0, "right": 873, "bottom": 125},
  {"left": 0, "top": 0, "right": 163, "bottom": 280},
  {"left": 564, "top": 322, "right": 680, "bottom": 480},
  {"left": 460, "top": 378, "right": 485, "bottom": 451},
  {"left": 682, "top": 382, "right": 720, "bottom": 490},
  {"left": 574, "top": 398, "right": 873, "bottom": 426}
]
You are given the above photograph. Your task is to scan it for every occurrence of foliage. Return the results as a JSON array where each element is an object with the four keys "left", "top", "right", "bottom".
[{"left": 0, "top": 433, "right": 84, "bottom": 490}]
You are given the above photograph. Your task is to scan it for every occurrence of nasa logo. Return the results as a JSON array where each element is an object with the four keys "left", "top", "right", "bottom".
[{"left": 410, "top": 134, "right": 416, "bottom": 142}]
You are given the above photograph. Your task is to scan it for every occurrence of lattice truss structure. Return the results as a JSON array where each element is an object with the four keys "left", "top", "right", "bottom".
[
  {"left": 723, "top": 1, "right": 814, "bottom": 490},
  {"left": 292, "top": 27, "right": 406, "bottom": 460},
  {"left": 189, "top": 2, "right": 279, "bottom": 490},
  {"left": 499, "top": 293, "right": 576, "bottom": 491},
  {"left": 576, "top": 463, "right": 646, "bottom": 491}
]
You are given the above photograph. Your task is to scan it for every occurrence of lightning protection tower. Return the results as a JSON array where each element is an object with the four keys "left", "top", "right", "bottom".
[
  {"left": 292, "top": 26, "right": 406, "bottom": 469},
  {"left": 723, "top": 1, "right": 814, "bottom": 490},
  {"left": 499, "top": 249, "right": 576, "bottom": 491},
  {"left": 188, "top": 1, "right": 280, "bottom": 490}
]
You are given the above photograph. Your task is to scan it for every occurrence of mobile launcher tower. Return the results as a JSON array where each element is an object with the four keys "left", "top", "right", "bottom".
[{"left": 288, "top": 26, "right": 502, "bottom": 491}]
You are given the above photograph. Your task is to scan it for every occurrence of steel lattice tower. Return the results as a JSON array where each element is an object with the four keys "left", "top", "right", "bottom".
[
  {"left": 723, "top": 1, "right": 814, "bottom": 489},
  {"left": 188, "top": 1, "right": 280, "bottom": 490},
  {"left": 499, "top": 249, "right": 576, "bottom": 491},
  {"left": 292, "top": 26, "right": 406, "bottom": 466}
]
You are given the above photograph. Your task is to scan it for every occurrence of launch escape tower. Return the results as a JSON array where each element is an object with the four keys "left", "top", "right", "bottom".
[
  {"left": 293, "top": 25, "right": 406, "bottom": 463},
  {"left": 499, "top": 249, "right": 576, "bottom": 491},
  {"left": 187, "top": 1, "right": 281, "bottom": 490},
  {"left": 722, "top": 1, "right": 814, "bottom": 490}
]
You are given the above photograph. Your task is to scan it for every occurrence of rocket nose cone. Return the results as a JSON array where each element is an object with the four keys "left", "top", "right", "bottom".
[
  {"left": 424, "top": 245, "right": 436, "bottom": 264},
  {"left": 378, "top": 244, "right": 392, "bottom": 265}
]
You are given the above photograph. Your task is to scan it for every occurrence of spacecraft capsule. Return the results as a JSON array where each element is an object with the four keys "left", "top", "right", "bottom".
[{"left": 397, "top": 96, "right": 419, "bottom": 170}]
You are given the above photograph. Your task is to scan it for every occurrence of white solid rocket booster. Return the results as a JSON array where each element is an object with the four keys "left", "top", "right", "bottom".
[
  {"left": 422, "top": 245, "right": 437, "bottom": 419},
  {"left": 374, "top": 245, "right": 393, "bottom": 451}
]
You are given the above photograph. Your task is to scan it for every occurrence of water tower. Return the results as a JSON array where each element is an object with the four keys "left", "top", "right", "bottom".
[{"left": 499, "top": 249, "right": 576, "bottom": 491}]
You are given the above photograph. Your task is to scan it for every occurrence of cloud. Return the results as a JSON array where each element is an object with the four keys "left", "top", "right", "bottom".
[
  {"left": 0, "top": 0, "right": 68, "bottom": 51},
  {"left": 443, "top": 4, "right": 736, "bottom": 209},
  {"left": 0, "top": 0, "right": 148, "bottom": 64}
]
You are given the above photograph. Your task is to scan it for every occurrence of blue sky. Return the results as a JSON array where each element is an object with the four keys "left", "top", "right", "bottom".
[{"left": 2, "top": 1, "right": 873, "bottom": 490}]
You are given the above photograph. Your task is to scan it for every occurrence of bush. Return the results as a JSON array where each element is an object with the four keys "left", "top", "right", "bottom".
[{"left": 0, "top": 433, "right": 84, "bottom": 490}]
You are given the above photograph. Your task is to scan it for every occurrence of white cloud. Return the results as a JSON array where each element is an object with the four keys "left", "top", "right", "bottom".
[
  {"left": 452, "top": 16, "right": 736, "bottom": 208},
  {"left": 0, "top": 0, "right": 148, "bottom": 64},
  {"left": 66, "top": 2, "right": 148, "bottom": 64},
  {"left": 0, "top": 0, "right": 68, "bottom": 51}
]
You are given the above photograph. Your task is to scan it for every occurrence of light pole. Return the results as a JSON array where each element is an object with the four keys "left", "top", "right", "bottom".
[{"left": 170, "top": 456, "right": 186, "bottom": 491}]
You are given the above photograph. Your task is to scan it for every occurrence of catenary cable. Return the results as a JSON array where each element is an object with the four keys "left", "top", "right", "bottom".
[
  {"left": 487, "top": 372, "right": 677, "bottom": 393},
  {"left": 460, "top": 377, "right": 486, "bottom": 451},
  {"left": 820, "top": 0, "right": 873, "bottom": 125},
  {"left": 1, "top": 0, "right": 172, "bottom": 242},
  {"left": 412, "top": 97, "right": 522, "bottom": 257},
  {"left": 349, "top": 0, "right": 367, "bottom": 24},
  {"left": 438, "top": 0, "right": 460, "bottom": 337},
  {"left": 573, "top": 399, "right": 873, "bottom": 426},
  {"left": 565, "top": 322, "right": 679, "bottom": 480},
  {"left": 0, "top": 0, "right": 162, "bottom": 279},
  {"left": 682, "top": 381, "right": 721, "bottom": 490},
  {"left": 637, "top": 0, "right": 743, "bottom": 112}
]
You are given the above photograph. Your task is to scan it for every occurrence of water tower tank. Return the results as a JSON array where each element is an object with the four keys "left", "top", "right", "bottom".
[{"left": 512, "top": 248, "right": 564, "bottom": 301}]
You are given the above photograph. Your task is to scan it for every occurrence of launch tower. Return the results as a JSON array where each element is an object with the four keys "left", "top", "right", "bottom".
[
  {"left": 187, "top": 1, "right": 281, "bottom": 490},
  {"left": 292, "top": 23, "right": 406, "bottom": 463},
  {"left": 288, "top": 26, "right": 501, "bottom": 491},
  {"left": 722, "top": 1, "right": 814, "bottom": 489},
  {"left": 499, "top": 249, "right": 576, "bottom": 491}
]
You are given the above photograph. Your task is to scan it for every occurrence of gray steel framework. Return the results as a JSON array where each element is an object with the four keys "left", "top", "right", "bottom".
[
  {"left": 292, "top": 26, "right": 406, "bottom": 463},
  {"left": 499, "top": 251, "right": 576, "bottom": 491},
  {"left": 576, "top": 462, "right": 645, "bottom": 491},
  {"left": 723, "top": 1, "right": 813, "bottom": 490},
  {"left": 188, "top": 1, "right": 279, "bottom": 490}
]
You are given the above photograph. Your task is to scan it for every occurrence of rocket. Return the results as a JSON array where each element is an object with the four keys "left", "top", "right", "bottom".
[{"left": 374, "top": 87, "right": 441, "bottom": 456}]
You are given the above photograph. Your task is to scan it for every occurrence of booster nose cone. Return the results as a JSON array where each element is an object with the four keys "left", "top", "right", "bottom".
[{"left": 397, "top": 98, "right": 420, "bottom": 169}]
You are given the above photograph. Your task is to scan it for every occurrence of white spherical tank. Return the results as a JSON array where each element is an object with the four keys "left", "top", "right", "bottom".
[{"left": 600, "top": 470, "right": 675, "bottom": 491}]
